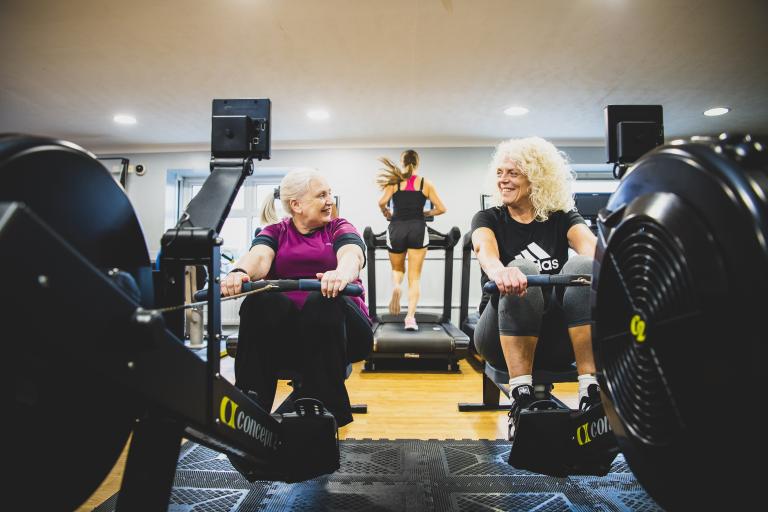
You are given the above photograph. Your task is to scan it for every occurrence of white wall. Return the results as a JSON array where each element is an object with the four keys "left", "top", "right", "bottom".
[{"left": 115, "top": 145, "right": 616, "bottom": 325}]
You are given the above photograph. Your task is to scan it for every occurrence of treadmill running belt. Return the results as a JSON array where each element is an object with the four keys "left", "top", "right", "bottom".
[{"left": 374, "top": 322, "right": 454, "bottom": 353}]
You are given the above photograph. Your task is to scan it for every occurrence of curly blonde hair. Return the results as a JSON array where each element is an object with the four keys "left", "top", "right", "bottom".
[
  {"left": 488, "top": 137, "right": 575, "bottom": 222},
  {"left": 376, "top": 149, "right": 419, "bottom": 190}
]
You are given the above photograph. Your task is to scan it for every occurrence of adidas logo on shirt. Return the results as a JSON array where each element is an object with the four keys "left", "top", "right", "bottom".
[{"left": 514, "top": 242, "right": 560, "bottom": 271}]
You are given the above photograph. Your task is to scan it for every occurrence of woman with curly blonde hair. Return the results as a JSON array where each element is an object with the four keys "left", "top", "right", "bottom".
[
  {"left": 470, "top": 137, "right": 598, "bottom": 442},
  {"left": 377, "top": 149, "right": 446, "bottom": 331}
]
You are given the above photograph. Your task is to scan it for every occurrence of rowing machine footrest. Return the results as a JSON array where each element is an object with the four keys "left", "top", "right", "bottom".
[
  {"left": 566, "top": 403, "right": 619, "bottom": 476},
  {"left": 508, "top": 402, "right": 619, "bottom": 477},
  {"left": 228, "top": 398, "right": 340, "bottom": 483},
  {"left": 509, "top": 407, "right": 572, "bottom": 476},
  {"left": 278, "top": 398, "right": 340, "bottom": 482}
]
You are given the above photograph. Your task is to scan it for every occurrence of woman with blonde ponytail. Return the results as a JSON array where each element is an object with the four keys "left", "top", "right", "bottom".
[
  {"left": 377, "top": 149, "right": 446, "bottom": 331},
  {"left": 222, "top": 168, "right": 372, "bottom": 427}
]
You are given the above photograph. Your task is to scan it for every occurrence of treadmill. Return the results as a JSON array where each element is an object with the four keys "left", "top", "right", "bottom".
[
  {"left": 574, "top": 192, "right": 611, "bottom": 234},
  {"left": 362, "top": 225, "right": 469, "bottom": 371}
]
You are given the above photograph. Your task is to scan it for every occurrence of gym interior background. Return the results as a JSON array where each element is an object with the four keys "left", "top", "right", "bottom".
[{"left": 2, "top": 1, "right": 766, "bottom": 511}]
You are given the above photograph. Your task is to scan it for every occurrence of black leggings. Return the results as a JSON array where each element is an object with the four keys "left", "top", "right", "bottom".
[
  {"left": 235, "top": 291, "right": 373, "bottom": 427},
  {"left": 474, "top": 255, "right": 592, "bottom": 372}
]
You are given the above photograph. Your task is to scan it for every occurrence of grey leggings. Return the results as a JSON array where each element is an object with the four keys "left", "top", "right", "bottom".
[{"left": 474, "top": 255, "right": 592, "bottom": 371}]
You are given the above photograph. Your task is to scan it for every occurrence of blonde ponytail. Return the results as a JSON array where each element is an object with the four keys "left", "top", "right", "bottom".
[
  {"left": 260, "top": 195, "right": 280, "bottom": 225},
  {"left": 376, "top": 157, "right": 408, "bottom": 189}
]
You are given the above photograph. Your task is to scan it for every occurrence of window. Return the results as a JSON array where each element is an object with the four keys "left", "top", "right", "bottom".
[{"left": 180, "top": 177, "right": 283, "bottom": 273}]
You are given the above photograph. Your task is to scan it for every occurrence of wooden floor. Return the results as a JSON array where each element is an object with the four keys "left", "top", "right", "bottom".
[{"left": 77, "top": 357, "right": 578, "bottom": 511}]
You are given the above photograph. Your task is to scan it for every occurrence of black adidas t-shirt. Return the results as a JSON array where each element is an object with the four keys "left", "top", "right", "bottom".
[{"left": 471, "top": 206, "right": 586, "bottom": 312}]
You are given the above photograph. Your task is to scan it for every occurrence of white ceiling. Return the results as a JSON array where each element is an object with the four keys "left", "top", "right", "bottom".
[{"left": 1, "top": 0, "right": 766, "bottom": 153}]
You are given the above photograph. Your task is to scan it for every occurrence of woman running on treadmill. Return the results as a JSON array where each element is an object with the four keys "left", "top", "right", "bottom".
[{"left": 377, "top": 149, "right": 446, "bottom": 331}]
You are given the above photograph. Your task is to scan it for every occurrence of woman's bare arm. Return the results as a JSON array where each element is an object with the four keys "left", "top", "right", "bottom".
[
  {"left": 378, "top": 185, "right": 395, "bottom": 219},
  {"left": 221, "top": 244, "right": 275, "bottom": 296},
  {"left": 423, "top": 178, "right": 447, "bottom": 217}
]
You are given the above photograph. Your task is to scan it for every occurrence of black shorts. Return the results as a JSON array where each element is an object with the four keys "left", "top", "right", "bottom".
[{"left": 386, "top": 219, "right": 429, "bottom": 253}]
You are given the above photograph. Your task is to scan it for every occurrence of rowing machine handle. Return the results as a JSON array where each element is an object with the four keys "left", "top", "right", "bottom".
[
  {"left": 194, "top": 279, "right": 364, "bottom": 302},
  {"left": 482, "top": 274, "right": 590, "bottom": 294}
]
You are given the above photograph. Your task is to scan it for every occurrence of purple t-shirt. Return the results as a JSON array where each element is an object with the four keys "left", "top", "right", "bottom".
[{"left": 253, "top": 217, "right": 370, "bottom": 321}]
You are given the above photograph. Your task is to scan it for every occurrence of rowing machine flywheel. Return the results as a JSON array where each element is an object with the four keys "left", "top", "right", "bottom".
[
  {"left": 1, "top": 135, "right": 152, "bottom": 509},
  {"left": 593, "top": 134, "right": 767, "bottom": 510}
]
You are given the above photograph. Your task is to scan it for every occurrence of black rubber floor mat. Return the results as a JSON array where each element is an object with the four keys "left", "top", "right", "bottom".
[{"left": 94, "top": 439, "right": 662, "bottom": 511}]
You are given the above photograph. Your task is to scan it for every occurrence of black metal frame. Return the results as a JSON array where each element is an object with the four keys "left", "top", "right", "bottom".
[
  {"left": 458, "top": 232, "right": 475, "bottom": 349},
  {"left": 3, "top": 99, "right": 344, "bottom": 509},
  {"left": 364, "top": 226, "right": 460, "bottom": 324},
  {"left": 140, "top": 152, "right": 292, "bottom": 507},
  {"left": 2, "top": 201, "right": 284, "bottom": 509}
]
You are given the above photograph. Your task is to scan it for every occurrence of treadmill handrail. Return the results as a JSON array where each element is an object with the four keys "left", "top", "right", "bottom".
[
  {"left": 363, "top": 225, "right": 461, "bottom": 323},
  {"left": 459, "top": 232, "right": 473, "bottom": 327},
  {"left": 363, "top": 226, "right": 461, "bottom": 250}
]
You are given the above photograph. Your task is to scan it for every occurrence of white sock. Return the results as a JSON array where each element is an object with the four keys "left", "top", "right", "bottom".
[
  {"left": 509, "top": 375, "right": 533, "bottom": 399},
  {"left": 578, "top": 374, "right": 598, "bottom": 402}
]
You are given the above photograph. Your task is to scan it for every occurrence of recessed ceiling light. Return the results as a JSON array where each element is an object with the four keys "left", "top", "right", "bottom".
[
  {"left": 307, "top": 109, "right": 330, "bottom": 121},
  {"left": 113, "top": 114, "right": 137, "bottom": 125},
  {"left": 703, "top": 107, "right": 730, "bottom": 117},
  {"left": 504, "top": 106, "right": 529, "bottom": 116}
]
